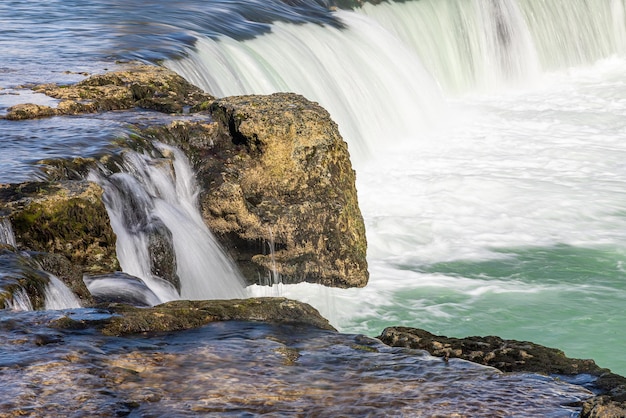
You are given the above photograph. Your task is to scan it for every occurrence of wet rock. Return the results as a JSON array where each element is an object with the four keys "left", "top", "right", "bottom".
[
  {"left": 0, "top": 181, "right": 119, "bottom": 275},
  {"left": 28, "top": 251, "right": 93, "bottom": 305},
  {"left": 5, "top": 65, "right": 369, "bottom": 290},
  {"left": 581, "top": 396, "right": 626, "bottom": 418},
  {"left": 378, "top": 326, "right": 626, "bottom": 417},
  {"left": 145, "top": 220, "right": 180, "bottom": 293},
  {"left": 4, "top": 103, "right": 56, "bottom": 120},
  {"left": 378, "top": 326, "right": 601, "bottom": 374},
  {"left": 51, "top": 297, "right": 336, "bottom": 335},
  {"left": 146, "top": 93, "right": 369, "bottom": 288}
]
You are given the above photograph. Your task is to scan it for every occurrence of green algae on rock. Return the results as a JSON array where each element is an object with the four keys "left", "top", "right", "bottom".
[{"left": 0, "top": 181, "right": 119, "bottom": 275}]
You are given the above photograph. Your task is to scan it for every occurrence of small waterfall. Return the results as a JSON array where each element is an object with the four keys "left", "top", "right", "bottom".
[
  {"left": 165, "top": 10, "right": 445, "bottom": 162},
  {"left": 4, "top": 288, "right": 33, "bottom": 311},
  {"left": 0, "top": 218, "right": 17, "bottom": 248},
  {"left": 44, "top": 274, "right": 82, "bottom": 310},
  {"left": 254, "top": 227, "right": 283, "bottom": 297},
  {"left": 91, "top": 143, "right": 246, "bottom": 303}
]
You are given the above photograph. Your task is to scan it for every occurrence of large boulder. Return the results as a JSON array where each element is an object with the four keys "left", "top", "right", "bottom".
[
  {"left": 144, "top": 93, "right": 369, "bottom": 288},
  {"left": 4, "top": 65, "right": 369, "bottom": 290}
]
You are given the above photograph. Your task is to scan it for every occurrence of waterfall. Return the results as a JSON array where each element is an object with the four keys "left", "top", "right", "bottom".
[
  {"left": 358, "top": 0, "right": 541, "bottom": 92},
  {"left": 165, "top": 10, "right": 445, "bottom": 162},
  {"left": 0, "top": 218, "right": 17, "bottom": 248},
  {"left": 44, "top": 274, "right": 82, "bottom": 310},
  {"left": 91, "top": 143, "right": 246, "bottom": 303},
  {"left": 358, "top": 0, "right": 626, "bottom": 92},
  {"left": 516, "top": 0, "right": 626, "bottom": 70},
  {"left": 4, "top": 288, "right": 33, "bottom": 311}
]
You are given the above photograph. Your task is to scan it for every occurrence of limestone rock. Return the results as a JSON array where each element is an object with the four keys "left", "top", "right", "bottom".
[
  {"left": 4, "top": 64, "right": 214, "bottom": 120},
  {"left": 145, "top": 93, "right": 369, "bottom": 288}
]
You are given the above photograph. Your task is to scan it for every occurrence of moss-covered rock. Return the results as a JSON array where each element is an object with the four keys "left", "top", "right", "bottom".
[
  {"left": 0, "top": 181, "right": 119, "bottom": 274},
  {"left": 51, "top": 297, "right": 336, "bottom": 335},
  {"left": 5, "top": 65, "right": 369, "bottom": 290}
]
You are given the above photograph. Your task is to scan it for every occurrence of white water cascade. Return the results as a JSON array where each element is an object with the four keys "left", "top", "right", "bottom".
[
  {"left": 44, "top": 273, "right": 82, "bottom": 310},
  {"left": 359, "top": 0, "right": 626, "bottom": 92},
  {"left": 358, "top": 0, "right": 541, "bottom": 92},
  {"left": 4, "top": 288, "right": 33, "bottom": 311},
  {"left": 0, "top": 218, "right": 17, "bottom": 248},
  {"left": 165, "top": 10, "right": 445, "bottom": 162},
  {"left": 91, "top": 143, "right": 246, "bottom": 303}
]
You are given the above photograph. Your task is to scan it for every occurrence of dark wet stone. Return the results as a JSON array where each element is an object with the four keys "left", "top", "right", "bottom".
[{"left": 378, "top": 326, "right": 626, "bottom": 416}]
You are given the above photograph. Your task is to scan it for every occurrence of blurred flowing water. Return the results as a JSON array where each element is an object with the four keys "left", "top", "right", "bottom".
[
  {"left": 0, "top": 311, "right": 591, "bottom": 416},
  {"left": 1, "top": 0, "right": 626, "bottom": 413}
]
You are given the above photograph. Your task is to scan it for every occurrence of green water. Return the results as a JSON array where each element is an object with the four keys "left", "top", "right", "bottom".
[{"left": 347, "top": 244, "right": 626, "bottom": 375}]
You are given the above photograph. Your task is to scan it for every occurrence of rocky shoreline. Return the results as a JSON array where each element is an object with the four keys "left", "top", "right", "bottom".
[{"left": 1, "top": 63, "right": 625, "bottom": 417}]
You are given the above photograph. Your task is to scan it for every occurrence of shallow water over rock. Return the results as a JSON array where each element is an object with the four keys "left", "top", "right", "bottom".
[{"left": 0, "top": 310, "right": 590, "bottom": 417}]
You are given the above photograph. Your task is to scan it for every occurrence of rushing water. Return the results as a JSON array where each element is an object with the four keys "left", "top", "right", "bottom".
[{"left": 1, "top": 0, "right": 626, "bottom": 399}]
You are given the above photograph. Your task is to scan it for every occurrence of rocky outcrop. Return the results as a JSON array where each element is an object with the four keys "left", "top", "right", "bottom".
[
  {"left": 378, "top": 326, "right": 626, "bottom": 417},
  {"left": 51, "top": 297, "right": 336, "bottom": 335},
  {"left": 3, "top": 64, "right": 214, "bottom": 120},
  {"left": 144, "top": 94, "right": 369, "bottom": 287}
]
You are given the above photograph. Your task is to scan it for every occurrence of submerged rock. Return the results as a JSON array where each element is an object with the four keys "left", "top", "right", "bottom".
[
  {"left": 51, "top": 297, "right": 336, "bottom": 335},
  {"left": 83, "top": 272, "right": 168, "bottom": 307},
  {"left": 378, "top": 326, "right": 626, "bottom": 417}
]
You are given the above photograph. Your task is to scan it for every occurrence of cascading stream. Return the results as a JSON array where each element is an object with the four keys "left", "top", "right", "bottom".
[
  {"left": 44, "top": 274, "right": 82, "bottom": 310},
  {"left": 91, "top": 143, "right": 246, "bottom": 304}
]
